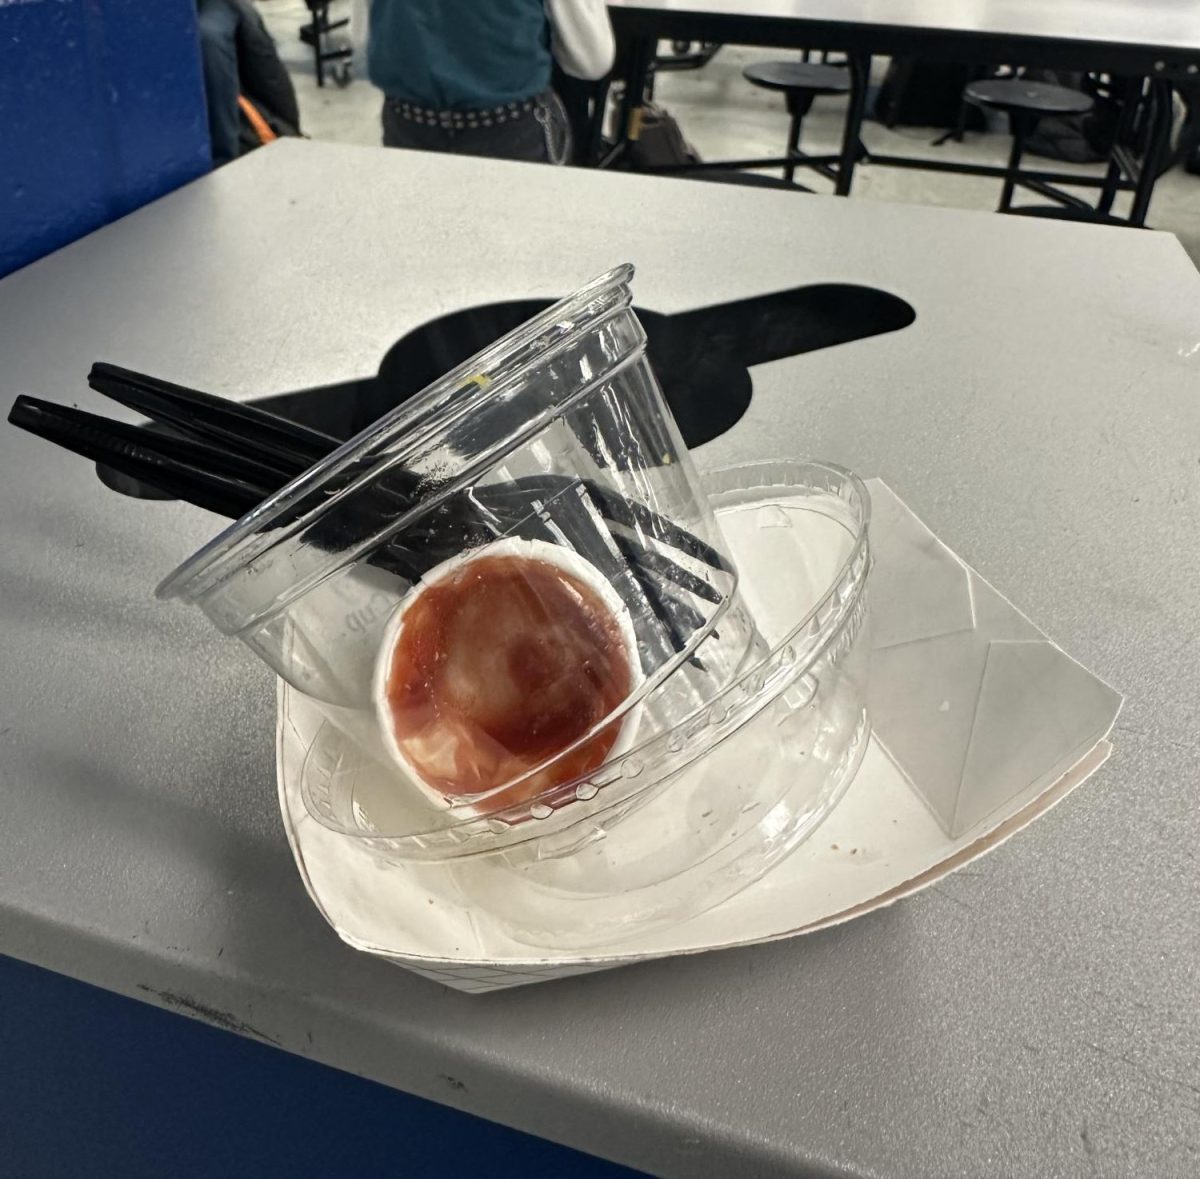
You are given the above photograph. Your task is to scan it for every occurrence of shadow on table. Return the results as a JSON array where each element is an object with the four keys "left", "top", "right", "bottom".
[{"left": 97, "top": 283, "right": 915, "bottom": 501}]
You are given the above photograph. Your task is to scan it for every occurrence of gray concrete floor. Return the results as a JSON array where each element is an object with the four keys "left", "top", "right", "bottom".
[{"left": 258, "top": 0, "right": 1198, "bottom": 263}]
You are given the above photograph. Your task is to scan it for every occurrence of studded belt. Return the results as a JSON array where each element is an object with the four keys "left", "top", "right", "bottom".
[{"left": 386, "top": 96, "right": 541, "bottom": 130}]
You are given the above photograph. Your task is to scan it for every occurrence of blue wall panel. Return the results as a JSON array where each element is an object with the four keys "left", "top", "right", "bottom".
[{"left": 0, "top": 0, "right": 211, "bottom": 278}]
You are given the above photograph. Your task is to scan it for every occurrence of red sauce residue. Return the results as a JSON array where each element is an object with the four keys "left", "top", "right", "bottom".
[{"left": 385, "top": 552, "right": 633, "bottom": 807}]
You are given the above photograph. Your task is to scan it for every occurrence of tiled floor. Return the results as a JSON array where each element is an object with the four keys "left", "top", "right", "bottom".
[{"left": 258, "top": 0, "right": 1198, "bottom": 264}]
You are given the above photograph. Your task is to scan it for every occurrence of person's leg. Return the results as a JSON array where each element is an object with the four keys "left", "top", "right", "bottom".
[{"left": 195, "top": 0, "right": 242, "bottom": 167}]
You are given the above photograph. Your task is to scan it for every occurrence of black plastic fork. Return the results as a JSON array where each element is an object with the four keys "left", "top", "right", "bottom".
[{"left": 8, "top": 367, "right": 729, "bottom": 662}]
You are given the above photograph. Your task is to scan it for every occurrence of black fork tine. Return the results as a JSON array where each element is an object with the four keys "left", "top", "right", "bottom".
[
  {"left": 475, "top": 477, "right": 729, "bottom": 595},
  {"left": 608, "top": 535, "right": 722, "bottom": 605},
  {"left": 467, "top": 480, "right": 711, "bottom": 667},
  {"left": 489, "top": 474, "right": 731, "bottom": 574}
]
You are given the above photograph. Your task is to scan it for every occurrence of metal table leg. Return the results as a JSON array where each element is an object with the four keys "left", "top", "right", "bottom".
[
  {"left": 1129, "top": 78, "right": 1174, "bottom": 226},
  {"left": 784, "top": 112, "right": 803, "bottom": 184},
  {"left": 836, "top": 53, "right": 870, "bottom": 196},
  {"left": 584, "top": 77, "right": 614, "bottom": 166},
  {"left": 1097, "top": 78, "right": 1143, "bottom": 216},
  {"left": 999, "top": 113, "right": 1032, "bottom": 212},
  {"left": 602, "top": 35, "right": 655, "bottom": 169}
]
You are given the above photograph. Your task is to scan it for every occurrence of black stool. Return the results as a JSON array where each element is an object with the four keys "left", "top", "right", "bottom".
[
  {"left": 301, "top": 0, "right": 352, "bottom": 88},
  {"left": 743, "top": 61, "right": 851, "bottom": 186},
  {"left": 964, "top": 78, "right": 1094, "bottom": 212}
]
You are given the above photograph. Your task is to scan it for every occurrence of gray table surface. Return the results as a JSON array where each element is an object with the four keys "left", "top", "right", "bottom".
[
  {"left": 2, "top": 140, "right": 1198, "bottom": 1177},
  {"left": 607, "top": 0, "right": 1200, "bottom": 53}
]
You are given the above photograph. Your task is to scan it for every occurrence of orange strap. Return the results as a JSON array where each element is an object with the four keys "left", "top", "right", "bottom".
[{"left": 237, "top": 95, "right": 278, "bottom": 146}]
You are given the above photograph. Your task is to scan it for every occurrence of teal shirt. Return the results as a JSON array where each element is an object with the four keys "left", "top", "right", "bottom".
[{"left": 368, "top": 0, "right": 553, "bottom": 110}]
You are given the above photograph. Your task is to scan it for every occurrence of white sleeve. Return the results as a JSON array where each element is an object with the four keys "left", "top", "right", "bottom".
[{"left": 545, "top": 0, "right": 616, "bottom": 81}]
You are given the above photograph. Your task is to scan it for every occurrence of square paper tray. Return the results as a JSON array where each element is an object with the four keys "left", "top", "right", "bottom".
[{"left": 276, "top": 480, "right": 1122, "bottom": 992}]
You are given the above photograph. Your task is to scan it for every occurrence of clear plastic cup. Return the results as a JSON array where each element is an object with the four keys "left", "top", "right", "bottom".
[{"left": 158, "top": 266, "right": 762, "bottom": 835}]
